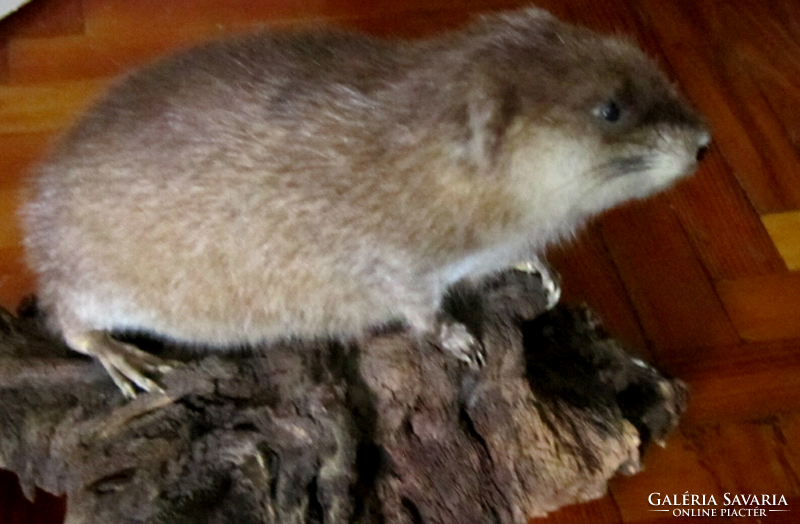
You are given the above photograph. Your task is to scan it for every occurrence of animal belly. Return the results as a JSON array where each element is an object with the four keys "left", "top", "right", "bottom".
[{"left": 68, "top": 262, "right": 395, "bottom": 348}]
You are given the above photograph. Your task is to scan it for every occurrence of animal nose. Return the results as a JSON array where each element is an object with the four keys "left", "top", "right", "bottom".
[{"left": 696, "top": 131, "right": 711, "bottom": 162}]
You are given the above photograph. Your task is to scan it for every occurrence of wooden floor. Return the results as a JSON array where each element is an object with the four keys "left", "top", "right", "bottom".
[{"left": 1, "top": 0, "right": 800, "bottom": 522}]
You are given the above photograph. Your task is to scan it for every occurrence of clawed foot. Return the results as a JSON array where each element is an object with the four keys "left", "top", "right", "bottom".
[
  {"left": 515, "top": 256, "right": 561, "bottom": 310},
  {"left": 97, "top": 339, "right": 176, "bottom": 399},
  {"left": 438, "top": 321, "right": 485, "bottom": 369},
  {"left": 66, "top": 331, "right": 177, "bottom": 399}
]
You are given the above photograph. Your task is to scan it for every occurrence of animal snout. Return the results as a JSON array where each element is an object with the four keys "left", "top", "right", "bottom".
[{"left": 695, "top": 131, "right": 711, "bottom": 162}]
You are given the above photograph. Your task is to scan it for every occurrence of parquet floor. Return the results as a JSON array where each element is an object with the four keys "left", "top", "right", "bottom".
[{"left": 1, "top": 0, "right": 800, "bottom": 522}]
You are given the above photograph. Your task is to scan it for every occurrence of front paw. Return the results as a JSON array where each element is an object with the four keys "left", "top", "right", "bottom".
[
  {"left": 515, "top": 256, "right": 561, "bottom": 310},
  {"left": 438, "top": 321, "right": 484, "bottom": 369}
]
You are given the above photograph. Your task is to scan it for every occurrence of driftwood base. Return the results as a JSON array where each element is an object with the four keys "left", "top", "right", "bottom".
[{"left": 0, "top": 270, "right": 687, "bottom": 524}]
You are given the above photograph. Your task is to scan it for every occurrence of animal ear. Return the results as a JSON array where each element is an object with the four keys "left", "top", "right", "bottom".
[{"left": 466, "top": 74, "right": 518, "bottom": 171}]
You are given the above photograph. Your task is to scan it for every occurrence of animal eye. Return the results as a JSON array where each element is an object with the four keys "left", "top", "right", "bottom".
[{"left": 596, "top": 100, "right": 621, "bottom": 123}]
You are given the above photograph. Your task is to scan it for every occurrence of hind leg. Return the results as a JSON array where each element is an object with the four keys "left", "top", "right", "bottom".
[
  {"left": 53, "top": 306, "right": 175, "bottom": 398},
  {"left": 63, "top": 330, "right": 174, "bottom": 398}
]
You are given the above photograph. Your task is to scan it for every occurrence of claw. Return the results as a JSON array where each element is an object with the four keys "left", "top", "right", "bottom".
[
  {"left": 438, "top": 321, "right": 484, "bottom": 369},
  {"left": 514, "top": 256, "right": 561, "bottom": 309},
  {"left": 65, "top": 331, "right": 176, "bottom": 398}
]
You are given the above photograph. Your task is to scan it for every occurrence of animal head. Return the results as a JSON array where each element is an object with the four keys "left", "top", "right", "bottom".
[{"left": 459, "top": 9, "right": 709, "bottom": 232}]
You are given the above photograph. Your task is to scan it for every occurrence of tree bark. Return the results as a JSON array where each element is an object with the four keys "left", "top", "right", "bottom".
[{"left": 0, "top": 270, "right": 687, "bottom": 524}]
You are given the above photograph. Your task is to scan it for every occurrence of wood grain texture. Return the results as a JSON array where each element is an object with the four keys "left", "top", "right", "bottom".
[
  {"left": 82, "top": 0, "right": 323, "bottom": 36},
  {"left": 667, "top": 150, "right": 787, "bottom": 280},
  {"left": 780, "top": 412, "right": 800, "bottom": 477},
  {"left": 712, "top": 0, "right": 800, "bottom": 155},
  {"left": 0, "top": 0, "right": 82, "bottom": 38},
  {"left": 8, "top": 33, "right": 215, "bottom": 83},
  {"left": 669, "top": 339, "right": 800, "bottom": 425},
  {"left": 716, "top": 273, "right": 800, "bottom": 342},
  {"left": 0, "top": 40, "right": 8, "bottom": 83},
  {"left": 599, "top": 199, "right": 740, "bottom": 360},
  {"left": 0, "top": 79, "right": 108, "bottom": 133},
  {"left": 608, "top": 433, "right": 727, "bottom": 522},
  {"left": 0, "top": 185, "right": 23, "bottom": 250},
  {"left": 338, "top": 9, "right": 475, "bottom": 39},
  {"left": 0, "top": 247, "right": 34, "bottom": 310},
  {"left": 762, "top": 211, "right": 800, "bottom": 271},
  {"left": 536, "top": 496, "right": 621, "bottom": 523},
  {"left": 0, "top": 132, "right": 52, "bottom": 184},
  {"left": 683, "top": 420, "right": 800, "bottom": 495}
]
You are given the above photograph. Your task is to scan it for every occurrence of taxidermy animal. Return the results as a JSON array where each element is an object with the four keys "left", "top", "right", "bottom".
[{"left": 22, "top": 8, "right": 710, "bottom": 397}]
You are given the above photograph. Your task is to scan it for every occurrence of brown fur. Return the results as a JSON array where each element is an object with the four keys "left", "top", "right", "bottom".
[{"left": 21, "top": 8, "right": 708, "bottom": 392}]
